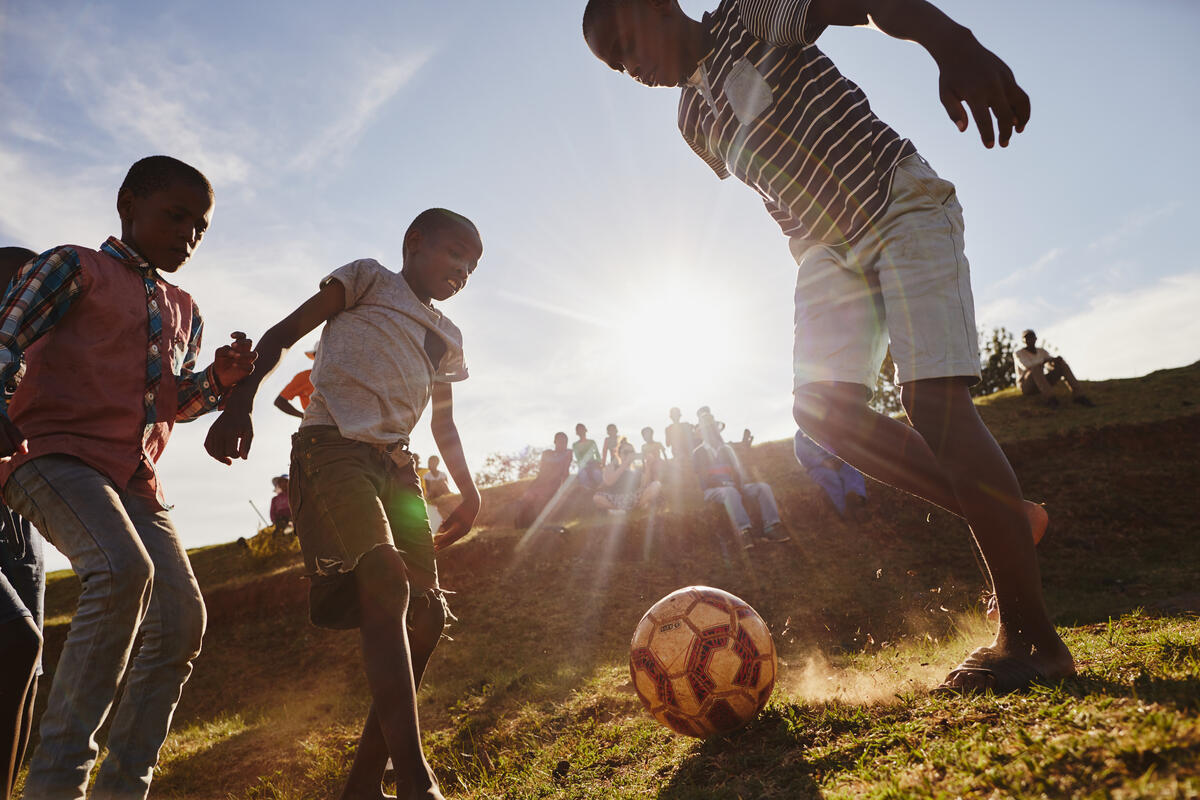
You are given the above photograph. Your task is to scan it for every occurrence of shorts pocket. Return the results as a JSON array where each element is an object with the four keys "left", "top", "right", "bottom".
[
  {"left": 724, "top": 58, "right": 773, "bottom": 126},
  {"left": 897, "top": 157, "right": 957, "bottom": 206}
]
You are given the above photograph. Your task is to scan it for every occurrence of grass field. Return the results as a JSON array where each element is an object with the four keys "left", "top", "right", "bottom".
[{"left": 24, "top": 362, "right": 1200, "bottom": 799}]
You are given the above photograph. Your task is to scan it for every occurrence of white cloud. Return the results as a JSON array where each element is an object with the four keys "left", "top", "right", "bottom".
[
  {"left": 1039, "top": 272, "right": 1200, "bottom": 380},
  {"left": 288, "top": 47, "right": 436, "bottom": 172}
]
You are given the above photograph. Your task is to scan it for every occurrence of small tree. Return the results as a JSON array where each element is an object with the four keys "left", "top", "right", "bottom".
[
  {"left": 473, "top": 446, "right": 542, "bottom": 488},
  {"left": 971, "top": 326, "right": 1017, "bottom": 398}
]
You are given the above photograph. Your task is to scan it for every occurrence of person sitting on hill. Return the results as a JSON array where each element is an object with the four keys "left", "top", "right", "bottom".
[
  {"left": 693, "top": 408, "right": 788, "bottom": 548},
  {"left": 794, "top": 431, "right": 867, "bottom": 520},
  {"left": 269, "top": 474, "right": 291, "bottom": 531},
  {"left": 594, "top": 437, "right": 662, "bottom": 513},
  {"left": 422, "top": 455, "right": 451, "bottom": 501},
  {"left": 515, "top": 432, "right": 575, "bottom": 529},
  {"left": 1014, "top": 329, "right": 1093, "bottom": 407},
  {"left": 572, "top": 423, "right": 603, "bottom": 490},
  {"left": 273, "top": 348, "right": 316, "bottom": 418}
]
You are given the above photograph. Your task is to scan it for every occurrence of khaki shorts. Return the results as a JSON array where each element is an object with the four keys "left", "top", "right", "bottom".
[
  {"left": 790, "top": 155, "right": 980, "bottom": 391},
  {"left": 290, "top": 425, "right": 439, "bottom": 629}
]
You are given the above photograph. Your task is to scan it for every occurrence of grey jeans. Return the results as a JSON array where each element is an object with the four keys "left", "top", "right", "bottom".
[{"left": 3, "top": 455, "right": 205, "bottom": 800}]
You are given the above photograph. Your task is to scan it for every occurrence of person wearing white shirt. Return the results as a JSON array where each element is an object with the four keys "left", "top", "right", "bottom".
[{"left": 1014, "top": 330, "right": 1093, "bottom": 407}]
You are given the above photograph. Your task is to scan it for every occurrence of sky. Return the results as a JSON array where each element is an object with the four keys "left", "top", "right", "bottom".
[{"left": 2, "top": 0, "right": 1197, "bottom": 569}]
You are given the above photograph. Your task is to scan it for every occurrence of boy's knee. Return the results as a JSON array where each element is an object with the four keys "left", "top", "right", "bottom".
[
  {"left": 94, "top": 553, "right": 155, "bottom": 622},
  {"left": 355, "top": 545, "right": 412, "bottom": 606},
  {"left": 408, "top": 590, "right": 447, "bottom": 646},
  {"left": 161, "top": 590, "right": 206, "bottom": 663}
]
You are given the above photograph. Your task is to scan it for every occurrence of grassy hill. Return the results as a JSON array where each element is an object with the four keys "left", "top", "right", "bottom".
[{"left": 24, "top": 364, "right": 1200, "bottom": 799}]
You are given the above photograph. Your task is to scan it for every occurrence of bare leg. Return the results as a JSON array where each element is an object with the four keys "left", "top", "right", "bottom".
[
  {"left": 0, "top": 617, "right": 40, "bottom": 800},
  {"left": 352, "top": 548, "right": 443, "bottom": 800},
  {"left": 795, "top": 380, "right": 1074, "bottom": 688},
  {"left": 342, "top": 590, "right": 445, "bottom": 800}
]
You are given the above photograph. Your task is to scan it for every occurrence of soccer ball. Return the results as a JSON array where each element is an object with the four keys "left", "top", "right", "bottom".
[{"left": 629, "top": 585, "right": 777, "bottom": 738}]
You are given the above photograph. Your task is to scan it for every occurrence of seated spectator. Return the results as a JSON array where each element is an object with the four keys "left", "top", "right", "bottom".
[
  {"left": 793, "top": 431, "right": 867, "bottom": 519},
  {"left": 572, "top": 423, "right": 603, "bottom": 490},
  {"left": 273, "top": 348, "right": 316, "bottom": 418},
  {"left": 593, "top": 438, "right": 662, "bottom": 513},
  {"left": 664, "top": 407, "right": 695, "bottom": 467},
  {"left": 515, "top": 433, "right": 574, "bottom": 529},
  {"left": 269, "top": 475, "right": 291, "bottom": 530},
  {"left": 422, "top": 455, "right": 451, "bottom": 500},
  {"left": 693, "top": 408, "right": 788, "bottom": 548},
  {"left": 1014, "top": 330, "right": 1094, "bottom": 407},
  {"left": 639, "top": 426, "right": 667, "bottom": 483}
]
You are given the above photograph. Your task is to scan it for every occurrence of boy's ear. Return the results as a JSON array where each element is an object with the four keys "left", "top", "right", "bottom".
[{"left": 116, "top": 187, "right": 135, "bottom": 222}]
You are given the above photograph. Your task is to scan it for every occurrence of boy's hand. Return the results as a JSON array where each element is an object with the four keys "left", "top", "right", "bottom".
[
  {"left": 433, "top": 493, "right": 481, "bottom": 551},
  {"left": 0, "top": 415, "right": 27, "bottom": 462},
  {"left": 214, "top": 332, "right": 257, "bottom": 391},
  {"left": 934, "top": 33, "right": 1030, "bottom": 148},
  {"left": 205, "top": 409, "right": 254, "bottom": 464}
]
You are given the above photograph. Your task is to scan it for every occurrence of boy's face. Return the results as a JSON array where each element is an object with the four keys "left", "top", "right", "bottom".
[
  {"left": 404, "top": 220, "right": 483, "bottom": 303},
  {"left": 555, "top": 433, "right": 569, "bottom": 449},
  {"left": 118, "top": 181, "right": 212, "bottom": 273},
  {"left": 586, "top": 0, "right": 695, "bottom": 88}
]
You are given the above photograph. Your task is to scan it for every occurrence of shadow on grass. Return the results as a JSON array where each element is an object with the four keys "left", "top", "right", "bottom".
[
  {"left": 656, "top": 707, "right": 825, "bottom": 800},
  {"left": 1063, "top": 673, "right": 1200, "bottom": 713}
]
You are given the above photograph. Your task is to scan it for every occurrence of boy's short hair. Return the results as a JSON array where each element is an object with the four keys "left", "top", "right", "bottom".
[
  {"left": 403, "top": 208, "right": 479, "bottom": 249},
  {"left": 582, "top": 0, "right": 627, "bottom": 37},
  {"left": 0, "top": 246, "right": 38, "bottom": 275},
  {"left": 119, "top": 155, "right": 213, "bottom": 199}
]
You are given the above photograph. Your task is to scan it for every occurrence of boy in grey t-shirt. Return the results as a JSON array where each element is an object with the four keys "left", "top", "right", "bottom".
[{"left": 206, "top": 208, "right": 483, "bottom": 800}]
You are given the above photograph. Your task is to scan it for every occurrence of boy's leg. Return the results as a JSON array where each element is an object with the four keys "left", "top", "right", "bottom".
[
  {"left": 342, "top": 590, "right": 446, "bottom": 800},
  {"left": 2, "top": 456, "right": 154, "bottom": 800},
  {"left": 355, "top": 547, "right": 441, "bottom": 800},
  {"left": 743, "top": 483, "right": 782, "bottom": 528},
  {"left": 92, "top": 490, "right": 205, "bottom": 800},
  {"left": 703, "top": 487, "right": 752, "bottom": 536},
  {"left": 0, "top": 615, "right": 40, "bottom": 800}
]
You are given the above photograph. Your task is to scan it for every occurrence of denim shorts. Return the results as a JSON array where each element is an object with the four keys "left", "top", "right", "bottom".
[
  {"left": 790, "top": 154, "right": 981, "bottom": 390},
  {"left": 290, "top": 425, "right": 439, "bottom": 630},
  {"left": 0, "top": 503, "right": 46, "bottom": 673}
]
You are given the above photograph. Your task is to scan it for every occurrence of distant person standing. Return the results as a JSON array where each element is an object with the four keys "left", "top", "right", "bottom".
[
  {"left": 639, "top": 426, "right": 668, "bottom": 483},
  {"left": 1014, "top": 330, "right": 1093, "bottom": 407},
  {"left": 600, "top": 422, "right": 621, "bottom": 467},
  {"left": 664, "top": 407, "right": 695, "bottom": 466},
  {"left": 273, "top": 348, "right": 316, "bottom": 418},
  {"left": 269, "top": 475, "right": 291, "bottom": 530},
  {"left": 793, "top": 431, "right": 867, "bottom": 519}
]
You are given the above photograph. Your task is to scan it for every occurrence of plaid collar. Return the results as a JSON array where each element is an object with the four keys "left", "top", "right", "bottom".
[{"left": 100, "top": 236, "right": 160, "bottom": 280}]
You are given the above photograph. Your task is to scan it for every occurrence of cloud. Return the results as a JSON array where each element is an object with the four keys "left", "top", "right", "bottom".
[
  {"left": 1039, "top": 272, "right": 1200, "bottom": 380},
  {"left": 988, "top": 246, "right": 1063, "bottom": 290},
  {"left": 287, "top": 47, "right": 436, "bottom": 172},
  {"left": 1087, "top": 203, "right": 1179, "bottom": 253}
]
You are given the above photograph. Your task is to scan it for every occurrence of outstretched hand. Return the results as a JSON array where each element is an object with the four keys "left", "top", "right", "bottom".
[
  {"left": 214, "top": 331, "right": 257, "bottom": 390},
  {"left": 205, "top": 409, "right": 254, "bottom": 465},
  {"left": 433, "top": 494, "right": 480, "bottom": 551},
  {"left": 935, "top": 33, "right": 1030, "bottom": 148},
  {"left": 0, "top": 415, "right": 27, "bottom": 462}
]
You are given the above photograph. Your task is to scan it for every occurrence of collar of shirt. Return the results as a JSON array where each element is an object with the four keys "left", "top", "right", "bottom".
[{"left": 100, "top": 236, "right": 161, "bottom": 281}]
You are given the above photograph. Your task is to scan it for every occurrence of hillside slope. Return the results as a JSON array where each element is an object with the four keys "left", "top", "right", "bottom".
[{"left": 30, "top": 362, "right": 1200, "bottom": 799}]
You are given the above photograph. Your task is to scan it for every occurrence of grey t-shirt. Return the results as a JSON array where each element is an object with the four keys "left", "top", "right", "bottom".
[{"left": 302, "top": 258, "right": 468, "bottom": 445}]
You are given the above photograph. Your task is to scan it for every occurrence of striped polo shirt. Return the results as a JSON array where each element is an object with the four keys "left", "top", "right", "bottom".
[{"left": 678, "top": 0, "right": 917, "bottom": 246}]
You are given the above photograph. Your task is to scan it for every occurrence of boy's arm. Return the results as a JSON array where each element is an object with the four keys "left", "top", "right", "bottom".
[
  {"left": 429, "top": 380, "right": 480, "bottom": 551},
  {"left": 174, "top": 305, "right": 256, "bottom": 422},
  {"left": 755, "top": 0, "right": 1030, "bottom": 148},
  {"left": 0, "top": 248, "right": 85, "bottom": 459},
  {"left": 204, "top": 280, "right": 346, "bottom": 464}
]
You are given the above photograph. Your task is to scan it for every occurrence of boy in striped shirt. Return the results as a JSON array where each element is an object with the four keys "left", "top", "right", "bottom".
[{"left": 583, "top": 0, "right": 1073, "bottom": 693}]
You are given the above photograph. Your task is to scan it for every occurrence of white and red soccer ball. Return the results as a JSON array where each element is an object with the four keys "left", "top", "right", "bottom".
[{"left": 629, "top": 585, "right": 777, "bottom": 738}]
